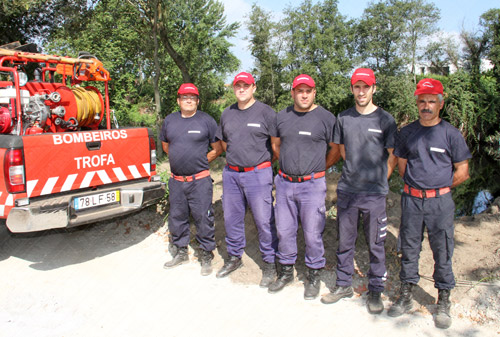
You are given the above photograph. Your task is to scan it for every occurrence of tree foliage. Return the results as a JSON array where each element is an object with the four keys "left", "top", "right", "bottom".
[
  {"left": 357, "top": 1, "right": 407, "bottom": 74},
  {"left": 247, "top": 4, "right": 284, "bottom": 107},
  {"left": 375, "top": 74, "right": 418, "bottom": 126},
  {"left": 41, "top": 0, "right": 239, "bottom": 125},
  {"left": 0, "top": 0, "right": 37, "bottom": 45},
  {"left": 280, "top": 0, "right": 355, "bottom": 112},
  {"left": 480, "top": 9, "right": 500, "bottom": 82},
  {"left": 131, "top": 0, "right": 240, "bottom": 120},
  {"left": 357, "top": 0, "right": 439, "bottom": 77},
  {"left": 46, "top": 0, "right": 153, "bottom": 126},
  {"left": 477, "top": 9, "right": 500, "bottom": 165},
  {"left": 423, "top": 36, "right": 460, "bottom": 75},
  {"left": 398, "top": 0, "right": 440, "bottom": 78},
  {"left": 0, "top": 0, "right": 95, "bottom": 46}
]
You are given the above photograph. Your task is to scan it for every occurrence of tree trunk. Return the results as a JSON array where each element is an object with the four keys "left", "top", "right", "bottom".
[
  {"left": 159, "top": 30, "right": 191, "bottom": 83},
  {"left": 152, "top": 0, "right": 163, "bottom": 157}
]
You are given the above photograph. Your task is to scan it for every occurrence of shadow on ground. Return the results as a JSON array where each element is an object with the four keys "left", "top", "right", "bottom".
[{"left": 0, "top": 207, "right": 163, "bottom": 271}]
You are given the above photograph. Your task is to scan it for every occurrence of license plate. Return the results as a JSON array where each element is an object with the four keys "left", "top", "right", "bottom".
[{"left": 74, "top": 191, "right": 120, "bottom": 210}]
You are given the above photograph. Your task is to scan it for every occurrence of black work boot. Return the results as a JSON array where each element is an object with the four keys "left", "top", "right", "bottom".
[
  {"left": 259, "top": 262, "right": 277, "bottom": 288},
  {"left": 435, "top": 289, "right": 452, "bottom": 329},
  {"left": 388, "top": 283, "right": 414, "bottom": 317},
  {"left": 199, "top": 250, "right": 214, "bottom": 276},
  {"left": 163, "top": 246, "right": 189, "bottom": 269},
  {"left": 216, "top": 255, "right": 242, "bottom": 278},
  {"left": 304, "top": 268, "right": 321, "bottom": 300},
  {"left": 320, "top": 285, "right": 354, "bottom": 304},
  {"left": 268, "top": 264, "right": 294, "bottom": 294},
  {"left": 367, "top": 291, "right": 384, "bottom": 314}
]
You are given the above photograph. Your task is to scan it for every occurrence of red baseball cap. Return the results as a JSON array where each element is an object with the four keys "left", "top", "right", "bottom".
[
  {"left": 292, "top": 74, "right": 315, "bottom": 88},
  {"left": 351, "top": 68, "right": 376, "bottom": 86},
  {"left": 233, "top": 72, "right": 255, "bottom": 85},
  {"left": 414, "top": 78, "right": 444, "bottom": 96},
  {"left": 177, "top": 83, "right": 199, "bottom": 96}
]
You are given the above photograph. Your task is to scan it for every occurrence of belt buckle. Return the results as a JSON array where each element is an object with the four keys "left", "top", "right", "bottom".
[{"left": 183, "top": 176, "right": 188, "bottom": 182}]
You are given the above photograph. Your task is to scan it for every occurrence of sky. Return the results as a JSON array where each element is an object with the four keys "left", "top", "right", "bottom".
[{"left": 220, "top": 0, "right": 499, "bottom": 76}]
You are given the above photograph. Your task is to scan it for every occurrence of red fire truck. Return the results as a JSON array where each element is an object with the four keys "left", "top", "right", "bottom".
[{"left": 0, "top": 45, "right": 165, "bottom": 232}]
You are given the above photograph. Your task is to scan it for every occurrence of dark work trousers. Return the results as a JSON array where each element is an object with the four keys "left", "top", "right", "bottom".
[
  {"left": 336, "top": 190, "right": 388, "bottom": 292},
  {"left": 400, "top": 192, "right": 455, "bottom": 289},
  {"left": 274, "top": 174, "right": 327, "bottom": 269},
  {"left": 168, "top": 176, "right": 215, "bottom": 252},
  {"left": 221, "top": 165, "right": 278, "bottom": 263}
]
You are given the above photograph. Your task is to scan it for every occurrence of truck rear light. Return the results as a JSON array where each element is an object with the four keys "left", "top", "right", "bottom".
[
  {"left": 4, "top": 148, "right": 26, "bottom": 193},
  {"left": 9, "top": 166, "right": 24, "bottom": 184},
  {"left": 149, "top": 136, "right": 157, "bottom": 172}
]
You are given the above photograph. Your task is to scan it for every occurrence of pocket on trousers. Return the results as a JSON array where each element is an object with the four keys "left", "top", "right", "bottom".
[
  {"left": 317, "top": 205, "right": 326, "bottom": 215},
  {"left": 375, "top": 216, "right": 388, "bottom": 244},
  {"left": 445, "top": 227, "right": 454, "bottom": 261},
  {"left": 263, "top": 196, "right": 273, "bottom": 205},
  {"left": 315, "top": 205, "right": 327, "bottom": 232},
  {"left": 207, "top": 207, "right": 215, "bottom": 225}
]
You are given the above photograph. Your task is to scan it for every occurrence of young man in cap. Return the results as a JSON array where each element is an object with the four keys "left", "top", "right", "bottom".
[
  {"left": 269, "top": 74, "right": 340, "bottom": 299},
  {"left": 389, "top": 78, "right": 471, "bottom": 329},
  {"left": 161, "top": 83, "right": 222, "bottom": 276},
  {"left": 321, "top": 68, "right": 397, "bottom": 314},
  {"left": 216, "top": 72, "right": 279, "bottom": 287}
]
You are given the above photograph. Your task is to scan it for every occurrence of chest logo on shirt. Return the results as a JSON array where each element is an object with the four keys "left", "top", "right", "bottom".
[
  {"left": 299, "top": 131, "right": 312, "bottom": 136},
  {"left": 368, "top": 128, "right": 382, "bottom": 133},
  {"left": 188, "top": 130, "right": 201, "bottom": 134},
  {"left": 430, "top": 147, "right": 445, "bottom": 153},
  {"left": 247, "top": 123, "right": 261, "bottom": 128}
]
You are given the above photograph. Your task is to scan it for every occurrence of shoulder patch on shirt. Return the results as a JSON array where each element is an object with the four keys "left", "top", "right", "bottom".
[
  {"left": 368, "top": 128, "right": 382, "bottom": 133},
  {"left": 188, "top": 130, "right": 201, "bottom": 134},
  {"left": 247, "top": 123, "right": 261, "bottom": 128},
  {"left": 430, "top": 147, "right": 445, "bottom": 153},
  {"left": 299, "top": 131, "right": 312, "bottom": 136}
]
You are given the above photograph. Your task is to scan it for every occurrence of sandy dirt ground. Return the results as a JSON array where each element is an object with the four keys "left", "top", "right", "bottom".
[{"left": 0, "top": 157, "right": 499, "bottom": 337}]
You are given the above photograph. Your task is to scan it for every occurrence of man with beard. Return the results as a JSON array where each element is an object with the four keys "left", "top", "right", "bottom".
[
  {"left": 321, "top": 68, "right": 397, "bottom": 314},
  {"left": 388, "top": 78, "right": 471, "bottom": 329},
  {"left": 269, "top": 74, "right": 340, "bottom": 300}
]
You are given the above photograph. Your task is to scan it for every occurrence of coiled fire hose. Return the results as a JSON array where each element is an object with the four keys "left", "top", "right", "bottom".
[{"left": 71, "top": 87, "right": 102, "bottom": 127}]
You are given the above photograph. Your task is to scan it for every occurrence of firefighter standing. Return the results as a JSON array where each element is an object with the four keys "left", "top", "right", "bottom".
[
  {"left": 215, "top": 72, "right": 279, "bottom": 287},
  {"left": 161, "top": 83, "right": 222, "bottom": 276},
  {"left": 388, "top": 78, "right": 471, "bottom": 329},
  {"left": 321, "top": 68, "right": 397, "bottom": 314},
  {"left": 269, "top": 74, "right": 340, "bottom": 299}
]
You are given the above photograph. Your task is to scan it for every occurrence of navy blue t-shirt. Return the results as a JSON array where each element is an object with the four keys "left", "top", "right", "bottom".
[
  {"left": 335, "top": 107, "right": 397, "bottom": 194},
  {"left": 394, "top": 119, "right": 472, "bottom": 189},
  {"left": 216, "top": 100, "right": 277, "bottom": 167},
  {"left": 275, "top": 105, "right": 335, "bottom": 176},
  {"left": 160, "top": 110, "right": 217, "bottom": 176}
]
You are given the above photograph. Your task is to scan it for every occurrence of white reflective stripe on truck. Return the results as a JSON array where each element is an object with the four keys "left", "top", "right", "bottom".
[{"left": 22, "top": 163, "right": 150, "bottom": 198}]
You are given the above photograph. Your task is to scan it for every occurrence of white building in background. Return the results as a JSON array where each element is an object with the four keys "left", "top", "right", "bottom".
[{"left": 414, "top": 59, "right": 494, "bottom": 75}]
